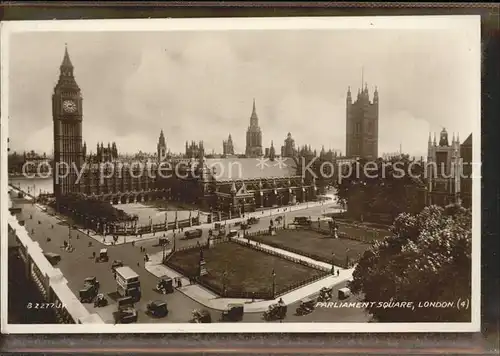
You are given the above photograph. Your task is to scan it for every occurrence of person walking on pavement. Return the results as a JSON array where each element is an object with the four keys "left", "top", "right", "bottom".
[{"left": 337, "top": 270, "right": 340, "bottom": 277}]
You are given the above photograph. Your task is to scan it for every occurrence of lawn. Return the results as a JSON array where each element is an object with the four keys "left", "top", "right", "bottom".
[
  {"left": 167, "top": 242, "right": 325, "bottom": 298},
  {"left": 249, "top": 228, "right": 373, "bottom": 268},
  {"left": 314, "top": 220, "right": 391, "bottom": 243}
]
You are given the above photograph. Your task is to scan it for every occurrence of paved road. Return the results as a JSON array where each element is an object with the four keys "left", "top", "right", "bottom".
[
  {"left": 12, "top": 197, "right": 369, "bottom": 324},
  {"left": 15, "top": 198, "right": 204, "bottom": 323}
]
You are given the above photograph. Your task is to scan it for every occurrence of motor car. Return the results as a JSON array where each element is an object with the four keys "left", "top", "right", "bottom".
[
  {"left": 147, "top": 300, "right": 168, "bottom": 318},
  {"left": 221, "top": 303, "right": 244, "bottom": 322}
]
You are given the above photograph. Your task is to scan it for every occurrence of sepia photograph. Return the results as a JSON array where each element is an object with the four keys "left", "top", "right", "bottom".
[{"left": 1, "top": 16, "right": 480, "bottom": 333}]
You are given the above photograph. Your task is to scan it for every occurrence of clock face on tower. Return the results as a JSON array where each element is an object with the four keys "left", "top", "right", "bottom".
[{"left": 62, "top": 100, "right": 77, "bottom": 113}]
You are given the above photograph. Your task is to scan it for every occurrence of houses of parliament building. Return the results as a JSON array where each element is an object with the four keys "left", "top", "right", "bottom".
[{"left": 52, "top": 47, "right": 318, "bottom": 215}]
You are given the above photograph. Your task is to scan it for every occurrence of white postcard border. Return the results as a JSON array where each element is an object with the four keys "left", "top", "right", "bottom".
[{"left": 0, "top": 15, "right": 481, "bottom": 334}]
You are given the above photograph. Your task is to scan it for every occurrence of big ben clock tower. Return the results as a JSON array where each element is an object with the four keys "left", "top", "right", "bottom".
[{"left": 52, "top": 45, "right": 84, "bottom": 204}]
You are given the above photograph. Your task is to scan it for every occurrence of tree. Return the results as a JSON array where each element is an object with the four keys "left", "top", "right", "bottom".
[
  {"left": 335, "top": 157, "right": 427, "bottom": 222},
  {"left": 349, "top": 204, "right": 472, "bottom": 322},
  {"left": 56, "top": 194, "right": 136, "bottom": 223}
]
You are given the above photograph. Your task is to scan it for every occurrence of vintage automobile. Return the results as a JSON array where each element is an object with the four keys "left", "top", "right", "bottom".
[
  {"left": 263, "top": 303, "right": 287, "bottom": 321},
  {"left": 43, "top": 252, "right": 61, "bottom": 266},
  {"left": 274, "top": 216, "right": 283, "bottom": 223},
  {"left": 95, "top": 248, "right": 109, "bottom": 263},
  {"left": 247, "top": 217, "right": 260, "bottom": 225},
  {"left": 93, "top": 293, "right": 108, "bottom": 308},
  {"left": 79, "top": 277, "right": 100, "bottom": 303},
  {"left": 338, "top": 287, "right": 352, "bottom": 300},
  {"left": 146, "top": 300, "right": 168, "bottom": 318},
  {"left": 318, "top": 287, "right": 333, "bottom": 302},
  {"left": 294, "top": 216, "right": 312, "bottom": 226},
  {"left": 155, "top": 277, "right": 174, "bottom": 294},
  {"left": 227, "top": 229, "right": 239, "bottom": 238},
  {"left": 158, "top": 237, "right": 169, "bottom": 246},
  {"left": 240, "top": 222, "right": 248, "bottom": 230},
  {"left": 115, "top": 296, "right": 138, "bottom": 324},
  {"left": 183, "top": 228, "right": 203, "bottom": 240},
  {"left": 296, "top": 297, "right": 316, "bottom": 316},
  {"left": 221, "top": 303, "right": 244, "bottom": 322},
  {"left": 111, "top": 260, "right": 124, "bottom": 271},
  {"left": 191, "top": 309, "right": 212, "bottom": 323}
]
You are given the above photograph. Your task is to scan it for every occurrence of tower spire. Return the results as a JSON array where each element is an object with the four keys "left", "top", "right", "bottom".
[
  {"left": 61, "top": 43, "right": 73, "bottom": 69},
  {"left": 250, "top": 98, "right": 259, "bottom": 126},
  {"left": 361, "top": 66, "right": 364, "bottom": 91}
]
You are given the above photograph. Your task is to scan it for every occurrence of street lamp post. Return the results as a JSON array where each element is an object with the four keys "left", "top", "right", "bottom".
[
  {"left": 345, "top": 248, "right": 351, "bottom": 267},
  {"left": 331, "top": 252, "right": 336, "bottom": 275},
  {"left": 222, "top": 271, "right": 228, "bottom": 297},
  {"left": 271, "top": 270, "right": 276, "bottom": 298}
]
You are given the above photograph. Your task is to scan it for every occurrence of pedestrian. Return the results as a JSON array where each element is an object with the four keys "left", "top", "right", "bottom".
[
  {"left": 92, "top": 251, "right": 96, "bottom": 259},
  {"left": 337, "top": 270, "right": 340, "bottom": 277},
  {"left": 132, "top": 240, "right": 135, "bottom": 247}
]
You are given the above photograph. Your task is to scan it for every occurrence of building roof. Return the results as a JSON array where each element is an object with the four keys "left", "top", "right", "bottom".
[
  {"left": 462, "top": 133, "right": 472, "bottom": 146},
  {"left": 204, "top": 157, "right": 297, "bottom": 181}
]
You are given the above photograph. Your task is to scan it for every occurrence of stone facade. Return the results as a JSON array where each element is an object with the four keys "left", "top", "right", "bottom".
[
  {"left": 426, "top": 128, "right": 462, "bottom": 206},
  {"left": 345, "top": 84, "right": 379, "bottom": 160}
]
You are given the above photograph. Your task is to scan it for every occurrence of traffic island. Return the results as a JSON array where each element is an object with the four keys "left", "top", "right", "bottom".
[
  {"left": 245, "top": 228, "right": 374, "bottom": 268},
  {"left": 166, "top": 240, "right": 329, "bottom": 300}
]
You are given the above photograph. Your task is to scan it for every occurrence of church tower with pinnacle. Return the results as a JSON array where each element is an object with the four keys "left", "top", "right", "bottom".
[
  {"left": 52, "top": 45, "right": 84, "bottom": 203},
  {"left": 346, "top": 70, "right": 379, "bottom": 160},
  {"left": 245, "top": 99, "right": 263, "bottom": 157},
  {"left": 157, "top": 130, "right": 167, "bottom": 161}
]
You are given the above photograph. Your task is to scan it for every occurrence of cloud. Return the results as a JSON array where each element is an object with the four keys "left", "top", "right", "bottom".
[{"left": 7, "top": 25, "right": 479, "bottom": 159}]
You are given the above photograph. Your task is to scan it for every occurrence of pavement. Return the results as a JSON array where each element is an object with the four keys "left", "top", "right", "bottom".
[
  {"left": 52, "top": 199, "right": 339, "bottom": 246},
  {"left": 9, "top": 186, "right": 369, "bottom": 323}
]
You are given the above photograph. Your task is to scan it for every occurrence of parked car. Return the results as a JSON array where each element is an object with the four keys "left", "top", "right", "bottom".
[
  {"left": 294, "top": 216, "right": 312, "bottom": 226},
  {"left": 147, "top": 300, "right": 168, "bottom": 318},
  {"left": 227, "top": 229, "right": 239, "bottom": 238},
  {"left": 95, "top": 248, "right": 109, "bottom": 263},
  {"left": 79, "top": 277, "right": 100, "bottom": 303},
  {"left": 296, "top": 297, "right": 316, "bottom": 316},
  {"left": 338, "top": 287, "right": 351, "bottom": 300},
  {"left": 263, "top": 303, "right": 287, "bottom": 321},
  {"left": 184, "top": 229, "right": 202, "bottom": 239},
  {"left": 115, "top": 296, "right": 138, "bottom": 324},
  {"left": 155, "top": 277, "right": 174, "bottom": 294},
  {"left": 221, "top": 303, "right": 244, "bottom": 322}
]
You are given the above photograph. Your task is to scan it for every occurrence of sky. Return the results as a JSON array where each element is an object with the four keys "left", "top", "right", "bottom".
[{"left": 6, "top": 19, "right": 479, "bottom": 159}]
